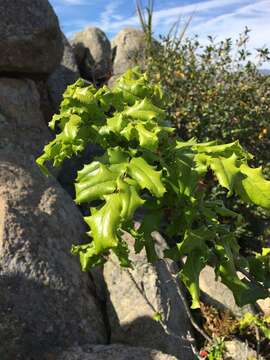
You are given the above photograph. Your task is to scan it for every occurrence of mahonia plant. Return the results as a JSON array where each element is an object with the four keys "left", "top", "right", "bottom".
[
  {"left": 37, "top": 68, "right": 270, "bottom": 309},
  {"left": 239, "top": 312, "right": 270, "bottom": 340}
]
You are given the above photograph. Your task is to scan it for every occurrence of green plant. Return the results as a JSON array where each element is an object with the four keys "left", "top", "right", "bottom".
[
  {"left": 207, "top": 338, "right": 226, "bottom": 360},
  {"left": 136, "top": 1, "right": 270, "bottom": 253},
  {"left": 239, "top": 312, "right": 270, "bottom": 340},
  {"left": 37, "top": 68, "right": 270, "bottom": 309}
]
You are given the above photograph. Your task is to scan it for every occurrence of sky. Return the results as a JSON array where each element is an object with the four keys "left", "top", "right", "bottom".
[{"left": 50, "top": 0, "right": 270, "bottom": 62}]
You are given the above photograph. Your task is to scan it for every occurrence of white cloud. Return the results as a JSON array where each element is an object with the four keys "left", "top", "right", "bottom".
[
  {"left": 152, "top": 0, "right": 251, "bottom": 19},
  {"left": 61, "top": 0, "right": 270, "bottom": 68},
  {"left": 189, "top": 1, "right": 270, "bottom": 54},
  {"left": 116, "top": 1, "right": 269, "bottom": 61},
  {"left": 100, "top": 1, "right": 124, "bottom": 29},
  {"left": 88, "top": 0, "right": 255, "bottom": 35}
]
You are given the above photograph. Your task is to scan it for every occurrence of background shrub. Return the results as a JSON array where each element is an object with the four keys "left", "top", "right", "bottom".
[{"left": 140, "top": 17, "right": 270, "bottom": 253}]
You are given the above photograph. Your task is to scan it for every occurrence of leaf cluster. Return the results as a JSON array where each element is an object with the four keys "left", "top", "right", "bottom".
[
  {"left": 37, "top": 68, "right": 270, "bottom": 309},
  {"left": 239, "top": 312, "right": 270, "bottom": 340}
]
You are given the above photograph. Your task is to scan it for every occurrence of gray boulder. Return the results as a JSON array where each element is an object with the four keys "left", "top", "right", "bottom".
[
  {"left": 0, "top": 0, "right": 63, "bottom": 75},
  {"left": 111, "top": 28, "right": 146, "bottom": 77},
  {"left": 199, "top": 266, "right": 254, "bottom": 318},
  {"left": 224, "top": 340, "right": 265, "bottom": 360},
  {"left": 107, "top": 74, "right": 120, "bottom": 89},
  {"left": 0, "top": 152, "right": 107, "bottom": 359},
  {"left": 257, "top": 298, "right": 270, "bottom": 316},
  {"left": 0, "top": 76, "right": 107, "bottom": 359},
  {"left": 45, "top": 344, "right": 178, "bottom": 360},
  {"left": 0, "top": 77, "right": 53, "bottom": 157},
  {"left": 71, "top": 27, "right": 111, "bottom": 83},
  {"left": 101, "top": 233, "right": 195, "bottom": 359},
  {"left": 48, "top": 34, "right": 80, "bottom": 111}
]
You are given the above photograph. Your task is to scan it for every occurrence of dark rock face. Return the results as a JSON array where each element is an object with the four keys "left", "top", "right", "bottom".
[
  {"left": 45, "top": 344, "right": 178, "bottom": 360},
  {"left": 71, "top": 27, "right": 112, "bottom": 83},
  {"left": 48, "top": 34, "right": 80, "bottom": 112},
  {"left": 0, "top": 153, "right": 108, "bottom": 359},
  {"left": 0, "top": 0, "right": 63, "bottom": 75}
]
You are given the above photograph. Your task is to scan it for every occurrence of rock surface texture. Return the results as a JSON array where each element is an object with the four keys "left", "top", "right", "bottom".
[
  {"left": 0, "top": 78, "right": 52, "bottom": 157},
  {"left": 111, "top": 28, "right": 146, "bottom": 77},
  {"left": 102, "top": 233, "right": 195, "bottom": 359},
  {"left": 46, "top": 344, "right": 178, "bottom": 360},
  {"left": 199, "top": 265, "right": 253, "bottom": 318},
  {"left": 224, "top": 340, "right": 265, "bottom": 360},
  {"left": 71, "top": 27, "right": 111, "bottom": 83},
  {"left": 257, "top": 297, "right": 270, "bottom": 316},
  {"left": 0, "top": 22, "right": 107, "bottom": 357},
  {"left": 48, "top": 34, "right": 80, "bottom": 111},
  {"left": 0, "top": 0, "right": 63, "bottom": 75},
  {"left": 0, "top": 154, "right": 107, "bottom": 359}
]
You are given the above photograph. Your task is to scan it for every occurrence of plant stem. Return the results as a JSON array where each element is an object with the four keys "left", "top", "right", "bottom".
[
  {"left": 237, "top": 266, "right": 270, "bottom": 297},
  {"left": 163, "top": 259, "right": 212, "bottom": 343}
]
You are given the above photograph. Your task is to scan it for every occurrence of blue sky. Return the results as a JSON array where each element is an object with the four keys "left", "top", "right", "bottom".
[{"left": 50, "top": 0, "right": 270, "bottom": 54}]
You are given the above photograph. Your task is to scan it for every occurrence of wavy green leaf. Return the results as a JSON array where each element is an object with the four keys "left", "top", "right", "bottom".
[
  {"left": 107, "top": 113, "right": 129, "bottom": 133},
  {"left": 128, "top": 157, "right": 166, "bottom": 198},
  {"left": 112, "top": 239, "right": 132, "bottom": 268},
  {"left": 194, "top": 140, "right": 251, "bottom": 159},
  {"left": 124, "top": 98, "right": 165, "bottom": 122},
  {"left": 208, "top": 154, "right": 270, "bottom": 208},
  {"left": 209, "top": 153, "right": 241, "bottom": 195},
  {"left": 135, "top": 123, "right": 159, "bottom": 151},
  {"left": 215, "top": 238, "right": 268, "bottom": 306},
  {"left": 180, "top": 249, "right": 208, "bottom": 309},
  {"left": 133, "top": 210, "right": 161, "bottom": 262},
  {"left": 118, "top": 178, "right": 145, "bottom": 220},
  {"left": 107, "top": 147, "right": 130, "bottom": 164},
  {"left": 177, "top": 228, "right": 214, "bottom": 255},
  {"left": 71, "top": 243, "right": 106, "bottom": 271},
  {"left": 115, "top": 68, "right": 152, "bottom": 105},
  {"left": 85, "top": 194, "right": 122, "bottom": 253},
  {"left": 238, "top": 164, "right": 270, "bottom": 208},
  {"left": 75, "top": 163, "right": 117, "bottom": 204}
]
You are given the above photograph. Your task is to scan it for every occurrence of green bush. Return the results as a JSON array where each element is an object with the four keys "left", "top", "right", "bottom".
[
  {"left": 37, "top": 68, "right": 270, "bottom": 309},
  {"left": 142, "top": 25, "right": 270, "bottom": 252}
]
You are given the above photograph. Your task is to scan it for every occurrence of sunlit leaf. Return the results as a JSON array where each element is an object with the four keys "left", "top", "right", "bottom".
[
  {"left": 180, "top": 249, "right": 208, "bottom": 309},
  {"left": 128, "top": 157, "right": 166, "bottom": 197}
]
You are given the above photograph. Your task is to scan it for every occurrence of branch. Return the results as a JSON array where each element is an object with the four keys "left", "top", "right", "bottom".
[
  {"left": 236, "top": 266, "right": 270, "bottom": 296},
  {"left": 163, "top": 259, "right": 212, "bottom": 343},
  {"left": 254, "top": 324, "right": 261, "bottom": 360},
  {"left": 81, "top": 77, "right": 92, "bottom": 85}
]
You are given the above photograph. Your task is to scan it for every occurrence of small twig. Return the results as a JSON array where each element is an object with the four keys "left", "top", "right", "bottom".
[
  {"left": 254, "top": 324, "right": 261, "bottom": 360},
  {"left": 163, "top": 259, "right": 212, "bottom": 343},
  {"left": 237, "top": 266, "right": 270, "bottom": 296},
  {"left": 165, "top": 298, "right": 171, "bottom": 322},
  {"left": 81, "top": 77, "right": 92, "bottom": 85}
]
